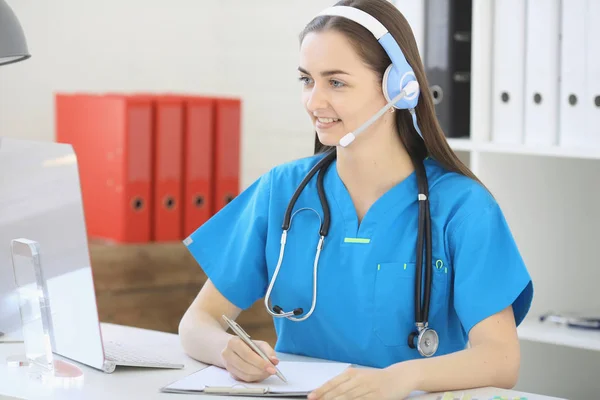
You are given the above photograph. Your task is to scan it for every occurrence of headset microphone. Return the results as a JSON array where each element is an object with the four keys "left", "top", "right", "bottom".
[{"left": 338, "top": 80, "right": 420, "bottom": 147}]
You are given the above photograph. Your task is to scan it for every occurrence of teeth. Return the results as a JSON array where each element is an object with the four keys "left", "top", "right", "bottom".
[{"left": 317, "top": 117, "right": 340, "bottom": 123}]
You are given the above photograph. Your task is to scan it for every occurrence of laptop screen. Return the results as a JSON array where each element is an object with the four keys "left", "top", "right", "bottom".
[{"left": 0, "top": 137, "right": 105, "bottom": 370}]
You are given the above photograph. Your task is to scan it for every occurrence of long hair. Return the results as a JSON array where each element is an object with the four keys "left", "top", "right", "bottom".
[{"left": 300, "top": 0, "right": 485, "bottom": 189}]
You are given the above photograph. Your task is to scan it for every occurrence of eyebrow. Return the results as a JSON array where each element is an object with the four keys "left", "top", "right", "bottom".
[{"left": 298, "top": 66, "right": 351, "bottom": 77}]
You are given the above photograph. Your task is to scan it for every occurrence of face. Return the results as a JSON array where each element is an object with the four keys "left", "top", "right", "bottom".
[{"left": 298, "top": 30, "right": 391, "bottom": 147}]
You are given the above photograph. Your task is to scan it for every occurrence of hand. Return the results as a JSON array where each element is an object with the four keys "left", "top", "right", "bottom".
[
  {"left": 220, "top": 336, "right": 279, "bottom": 382},
  {"left": 307, "top": 367, "right": 414, "bottom": 400}
]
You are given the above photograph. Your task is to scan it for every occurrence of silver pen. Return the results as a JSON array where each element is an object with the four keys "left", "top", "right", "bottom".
[{"left": 222, "top": 314, "right": 288, "bottom": 383}]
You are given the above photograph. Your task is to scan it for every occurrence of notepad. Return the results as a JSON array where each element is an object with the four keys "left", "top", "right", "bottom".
[{"left": 161, "top": 361, "right": 352, "bottom": 396}]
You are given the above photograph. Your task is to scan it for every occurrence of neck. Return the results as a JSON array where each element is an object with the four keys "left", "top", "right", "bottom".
[{"left": 335, "top": 128, "right": 415, "bottom": 197}]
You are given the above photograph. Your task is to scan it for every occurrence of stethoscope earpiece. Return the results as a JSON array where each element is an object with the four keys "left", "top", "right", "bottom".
[{"left": 272, "top": 305, "right": 305, "bottom": 317}]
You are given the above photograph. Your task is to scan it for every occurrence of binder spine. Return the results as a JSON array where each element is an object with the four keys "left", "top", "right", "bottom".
[
  {"left": 124, "top": 100, "right": 152, "bottom": 243},
  {"left": 424, "top": 0, "right": 472, "bottom": 138},
  {"left": 213, "top": 98, "right": 241, "bottom": 214},
  {"left": 491, "top": 0, "right": 527, "bottom": 144},
  {"left": 182, "top": 97, "right": 215, "bottom": 237},
  {"left": 558, "top": 0, "right": 588, "bottom": 148},
  {"left": 523, "top": 0, "right": 561, "bottom": 146},
  {"left": 585, "top": 0, "right": 600, "bottom": 147}
]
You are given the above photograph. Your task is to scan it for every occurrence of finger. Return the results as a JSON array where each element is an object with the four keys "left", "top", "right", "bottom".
[
  {"left": 331, "top": 383, "right": 374, "bottom": 400},
  {"left": 308, "top": 371, "right": 352, "bottom": 399},
  {"left": 322, "top": 379, "right": 361, "bottom": 400},
  {"left": 350, "top": 387, "right": 378, "bottom": 399},
  {"left": 224, "top": 353, "right": 272, "bottom": 383},
  {"left": 222, "top": 345, "right": 268, "bottom": 378},
  {"left": 256, "top": 341, "right": 279, "bottom": 364},
  {"left": 230, "top": 338, "right": 272, "bottom": 371},
  {"left": 256, "top": 341, "right": 277, "bottom": 357},
  {"left": 226, "top": 362, "right": 265, "bottom": 383},
  {"left": 227, "top": 347, "right": 273, "bottom": 377}
]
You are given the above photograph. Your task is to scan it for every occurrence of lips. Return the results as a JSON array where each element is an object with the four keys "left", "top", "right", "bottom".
[{"left": 315, "top": 117, "right": 341, "bottom": 129}]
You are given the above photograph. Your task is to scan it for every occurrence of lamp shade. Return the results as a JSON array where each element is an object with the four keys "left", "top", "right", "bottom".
[{"left": 0, "top": 0, "right": 30, "bottom": 66}]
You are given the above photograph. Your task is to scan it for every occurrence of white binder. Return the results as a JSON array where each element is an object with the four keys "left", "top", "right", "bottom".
[
  {"left": 523, "top": 0, "right": 561, "bottom": 146},
  {"left": 585, "top": 0, "right": 600, "bottom": 148},
  {"left": 491, "top": 0, "right": 526, "bottom": 144},
  {"left": 558, "top": 0, "right": 588, "bottom": 149}
]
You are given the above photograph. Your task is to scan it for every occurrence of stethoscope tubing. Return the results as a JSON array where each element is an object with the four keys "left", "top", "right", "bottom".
[{"left": 264, "top": 148, "right": 437, "bottom": 355}]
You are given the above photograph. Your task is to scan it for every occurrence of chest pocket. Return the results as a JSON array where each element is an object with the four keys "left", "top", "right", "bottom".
[{"left": 372, "top": 258, "right": 449, "bottom": 347}]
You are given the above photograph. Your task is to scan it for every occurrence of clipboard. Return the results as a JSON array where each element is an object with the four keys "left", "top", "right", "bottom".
[
  {"left": 160, "top": 361, "right": 352, "bottom": 397},
  {"left": 162, "top": 384, "right": 308, "bottom": 397}
]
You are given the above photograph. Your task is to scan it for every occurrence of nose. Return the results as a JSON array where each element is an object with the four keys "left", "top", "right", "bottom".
[{"left": 305, "top": 84, "right": 328, "bottom": 114}]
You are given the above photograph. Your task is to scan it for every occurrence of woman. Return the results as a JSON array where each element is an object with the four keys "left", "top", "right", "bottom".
[{"left": 179, "top": 1, "right": 533, "bottom": 398}]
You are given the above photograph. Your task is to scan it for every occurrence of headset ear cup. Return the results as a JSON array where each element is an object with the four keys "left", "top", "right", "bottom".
[
  {"left": 382, "top": 64, "right": 420, "bottom": 110},
  {"left": 382, "top": 64, "right": 398, "bottom": 106}
]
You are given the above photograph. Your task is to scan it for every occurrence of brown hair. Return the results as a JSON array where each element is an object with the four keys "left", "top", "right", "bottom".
[{"left": 300, "top": 0, "right": 485, "bottom": 189}]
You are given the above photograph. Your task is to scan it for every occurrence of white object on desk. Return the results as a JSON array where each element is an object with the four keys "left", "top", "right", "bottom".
[
  {"left": 0, "top": 330, "right": 22, "bottom": 344},
  {"left": 161, "top": 361, "right": 352, "bottom": 396},
  {"left": 0, "top": 323, "right": 567, "bottom": 400},
  {"left": 0, "top": 138, "right": 185, "bottom": 374},
  {"left": 518, "top": 317, "right": 600, "bottom": 352}
]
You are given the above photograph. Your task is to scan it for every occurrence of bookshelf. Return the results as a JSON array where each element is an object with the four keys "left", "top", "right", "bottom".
[
  {"left": 446, "top": 1, "right": 600, "bottom": 359},
  {"left": 449, "top": 139, "right": 600, "bottom": 161},
  {"left": 518, "top": 318, "right": 600, "bottom": 353}
]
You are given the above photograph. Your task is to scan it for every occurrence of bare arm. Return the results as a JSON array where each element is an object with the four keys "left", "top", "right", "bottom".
[
  {"left": 178, "top": 279, "right": 241, "bottom": 368},
  {"left": 393, "top": 305, "right": 521, "bottom": 392}
]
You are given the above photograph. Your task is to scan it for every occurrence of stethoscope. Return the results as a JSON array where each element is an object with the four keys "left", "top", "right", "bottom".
[{"left": 263, "top": 146, "right": 439, "bottom": 357}]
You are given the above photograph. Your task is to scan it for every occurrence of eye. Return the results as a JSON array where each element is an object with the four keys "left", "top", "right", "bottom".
[
  {"left": 298, "top": 76, "right": 313, "bottom": 86},
  {"left": 330, "top": 79, "right": 345, "bottom": 88}
]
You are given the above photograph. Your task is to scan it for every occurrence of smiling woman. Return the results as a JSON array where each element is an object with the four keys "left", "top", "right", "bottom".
[{"left": 178, "top": 1, "right": 533, "bottom": 399}]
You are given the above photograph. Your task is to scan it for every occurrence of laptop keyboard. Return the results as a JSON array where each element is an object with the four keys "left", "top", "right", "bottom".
[{"left": 103, "top": 340, "right": 183, "bottom": 368}]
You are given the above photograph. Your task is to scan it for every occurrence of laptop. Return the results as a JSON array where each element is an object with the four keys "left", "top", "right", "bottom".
[{"left": 0, "top": 137, "right": 184, "bottom": 373}]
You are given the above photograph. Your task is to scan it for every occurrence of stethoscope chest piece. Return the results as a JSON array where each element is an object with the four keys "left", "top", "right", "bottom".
[{"left": 409, "top": 327, "right": 439, "bottom": 357}]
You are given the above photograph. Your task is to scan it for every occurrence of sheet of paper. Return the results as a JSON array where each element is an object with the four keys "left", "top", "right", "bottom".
[{"left": 165, "top": 361, "right": 352, "bottom": 393}]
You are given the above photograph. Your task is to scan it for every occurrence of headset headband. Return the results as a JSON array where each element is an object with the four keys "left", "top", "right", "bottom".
[
  {"left": 317, "top": 6, "right": 388, "bottom": 39},
  {"left": 314, "top": 5, "right": 420, "bottom": 111}
]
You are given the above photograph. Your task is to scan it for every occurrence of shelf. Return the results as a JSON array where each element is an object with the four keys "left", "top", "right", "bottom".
[
  {"left": 517, "top": 318, "right": 600, "bottom": 352},
  {"left": 446, "top": 138, "right": 473, "bottom": 151},
  {"left": 477, "top": 142, "right": 600, "bottom": 160},
  {"left": 445, "top": 140, "right": 600, "bottom": 161}
]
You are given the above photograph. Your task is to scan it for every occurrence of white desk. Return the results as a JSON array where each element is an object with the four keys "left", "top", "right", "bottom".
[{"left": 0, "top": 323, "right": 564, "bottom": 400}]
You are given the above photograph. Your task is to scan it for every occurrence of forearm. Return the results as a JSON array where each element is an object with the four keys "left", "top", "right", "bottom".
[
  {"left": 388, "top": 341, "right": 520, "bottom": 394},
  {"left": 178, "top": 308, "right": 233, "bottom": 368}
]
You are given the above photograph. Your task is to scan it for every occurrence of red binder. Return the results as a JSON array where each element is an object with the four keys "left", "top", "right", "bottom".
[
  {"left": 181, "top": 96, "right": 215, "bottom": 238},
  {"left": 55, "top": 93, "right": 153, "bottom": 243},
  {"left": 151, "top": 96, "right": 184, "bottom": 242},
  {"left": 213, "top": 97, "right": 241, "bottom": 214}
]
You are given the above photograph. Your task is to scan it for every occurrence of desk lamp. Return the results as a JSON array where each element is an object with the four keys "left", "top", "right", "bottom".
[{"left": 0, "top": 0, "right": 30, "bottom": 66}]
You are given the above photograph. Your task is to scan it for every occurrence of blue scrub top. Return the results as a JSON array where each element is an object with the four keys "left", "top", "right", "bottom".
[{"left": 184, "top": 153, "right": 533, "bottom": 369}]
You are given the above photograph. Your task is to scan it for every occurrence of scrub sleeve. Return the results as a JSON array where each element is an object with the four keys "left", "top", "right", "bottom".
[
  {"left": 184, "top": 170, "right": 273, "bottom": 310},
  {"left": 450, "top": 201, "right": 534, "bottom": 334}
]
